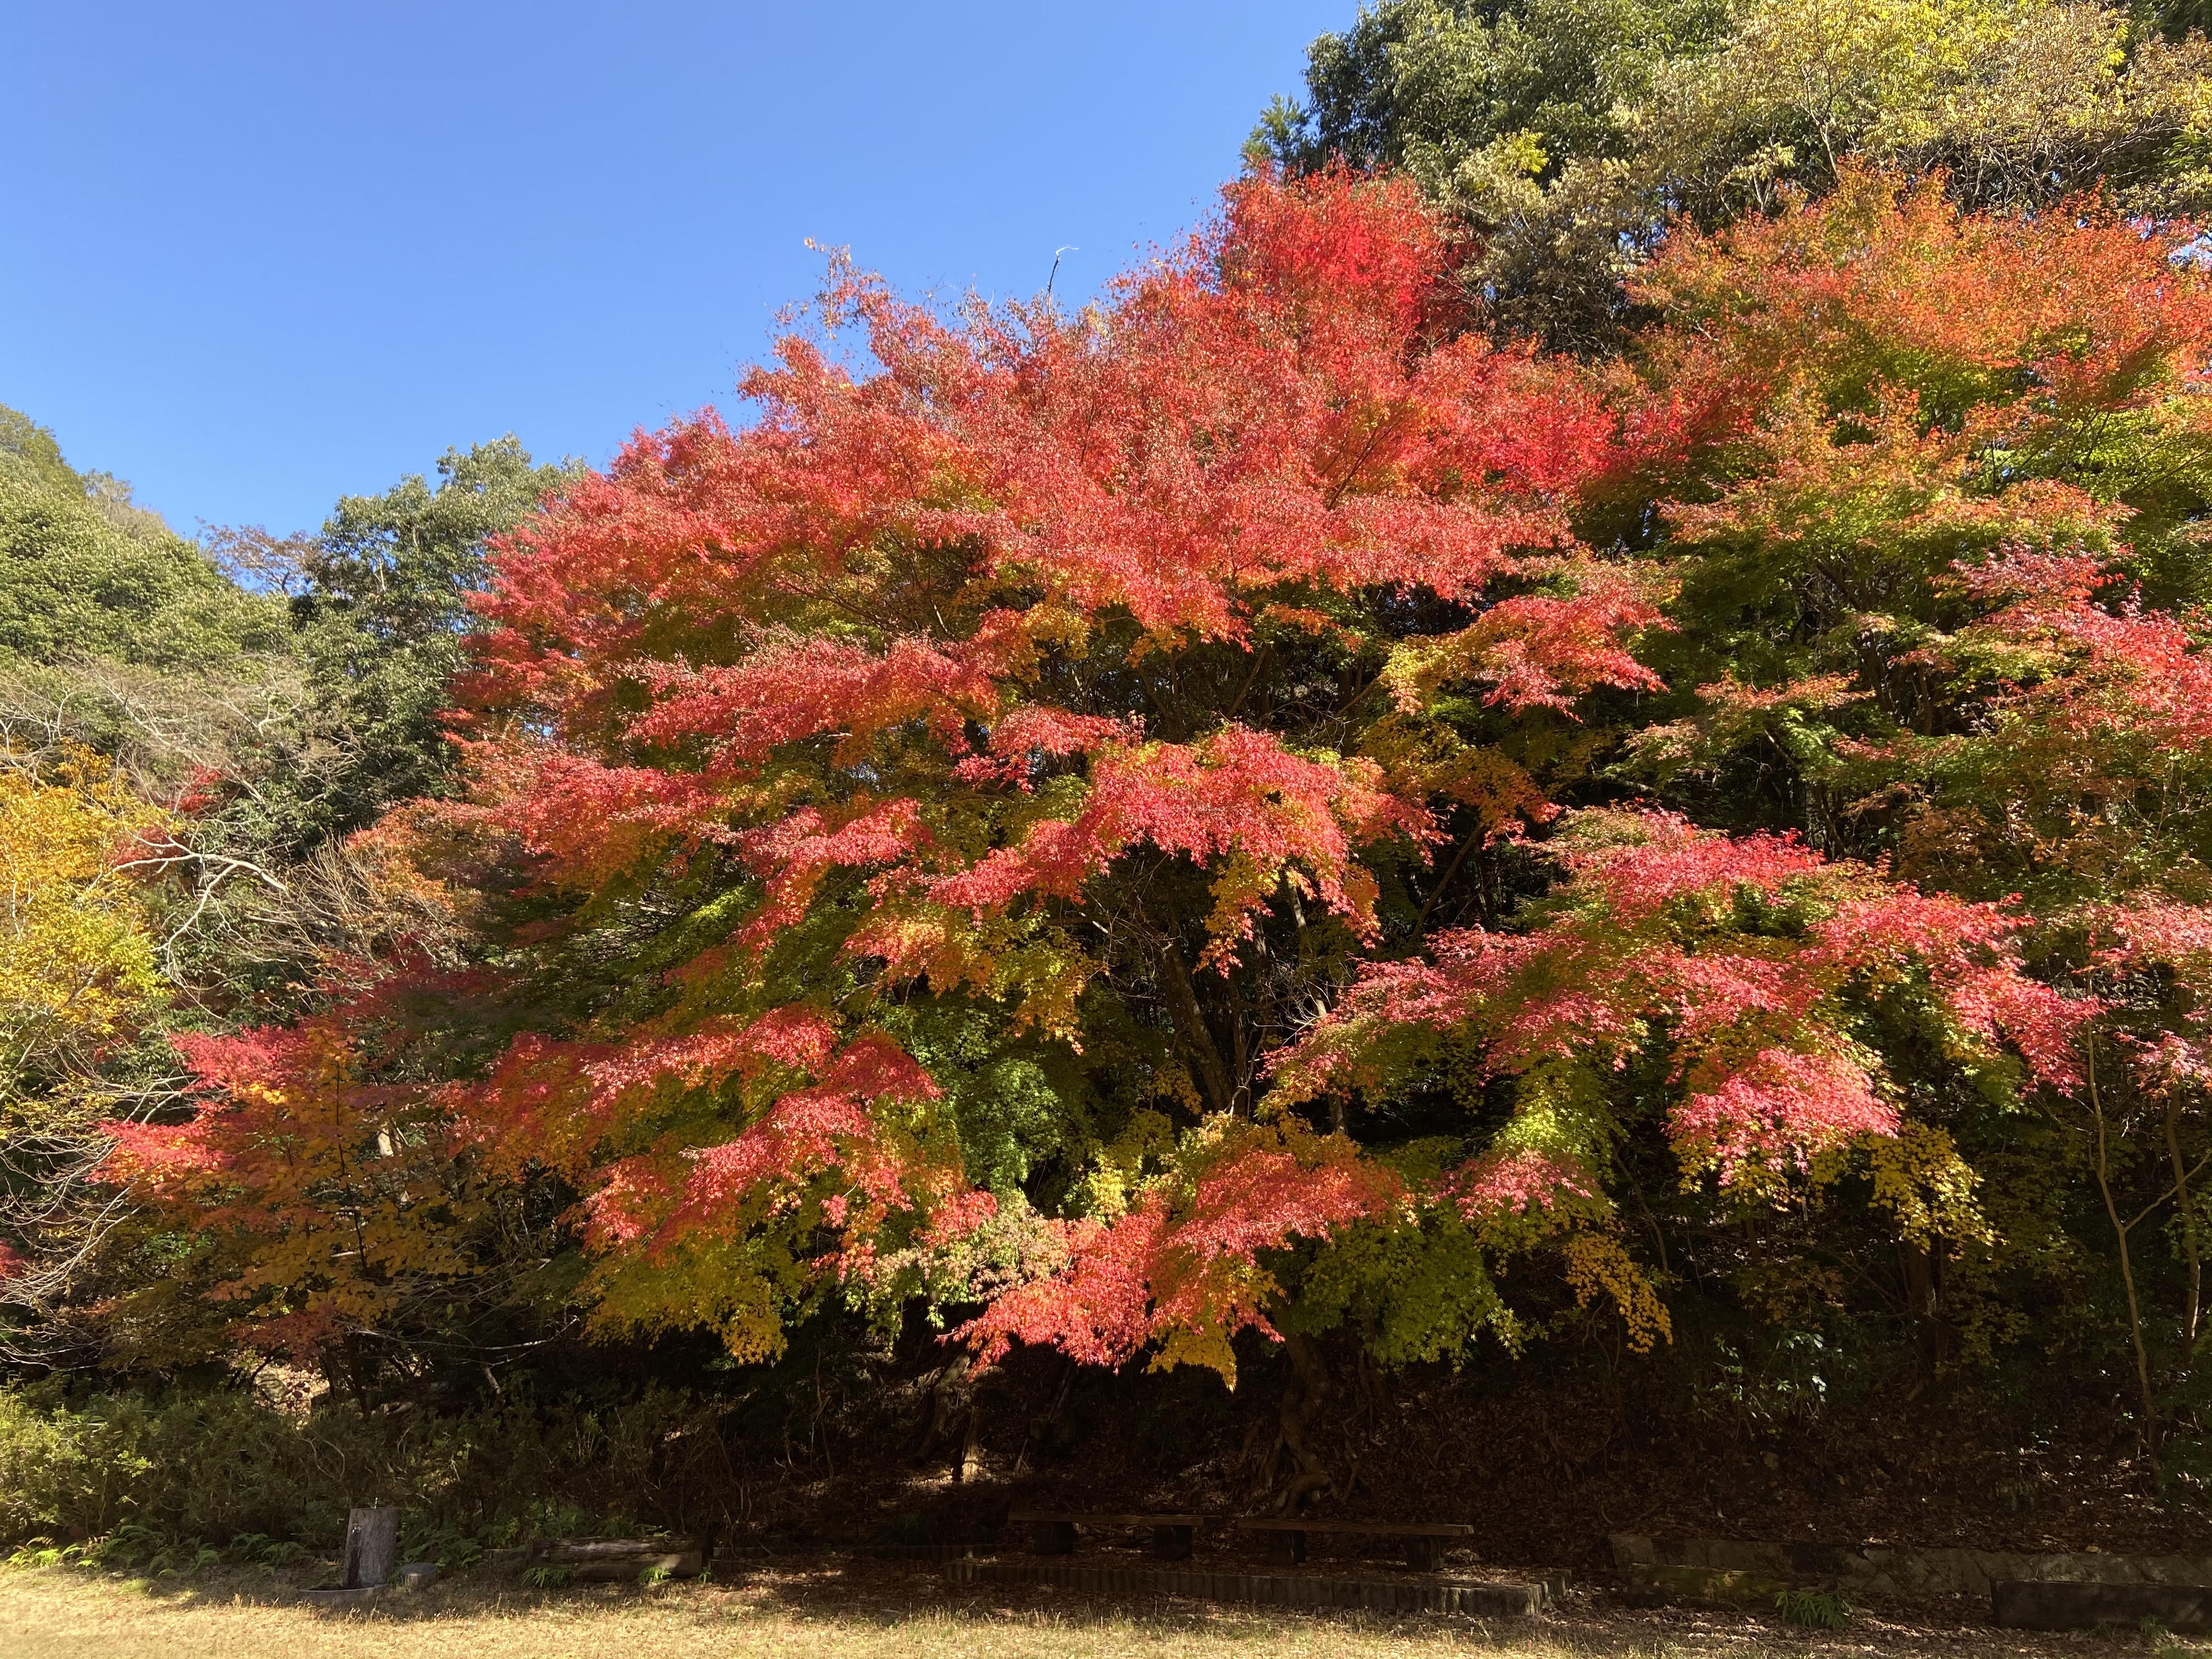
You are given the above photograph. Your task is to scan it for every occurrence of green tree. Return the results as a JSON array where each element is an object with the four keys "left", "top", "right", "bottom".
[
  {"left": 1255, "top": 0, "right": 1728, "bottom": 349},
  {"left": 0, "top": 405, "right": 278, "bottom": 670},
  {"left": 284, "top": 437, "right": 572, "bottom": 840},
  {"left": 1635, "top": 0, "right": 2212, "bottom": 223},
  {"left": 0, "top": 407, "right": 84, "bottom": 496},
  {"left": 1260, "top": 0, "right": 2212, "bottom": 351}
]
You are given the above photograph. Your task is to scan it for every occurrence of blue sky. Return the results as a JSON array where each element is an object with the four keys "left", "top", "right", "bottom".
[{"left": 2, "top": 2, "right": 1344, "bottom": 535}]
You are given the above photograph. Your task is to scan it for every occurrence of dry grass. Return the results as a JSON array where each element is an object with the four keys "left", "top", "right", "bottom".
[{"left": 0, "top": 1560, "right": 2173, "bottom": 1659}]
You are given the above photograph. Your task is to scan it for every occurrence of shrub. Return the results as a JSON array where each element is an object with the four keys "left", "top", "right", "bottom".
[{"left": 0, "top": 1381, "right": 738, "bottom": 1556}]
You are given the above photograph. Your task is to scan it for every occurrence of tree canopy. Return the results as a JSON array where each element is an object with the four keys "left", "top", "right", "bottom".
[
  {"left": 12, "top": 4, "right": 2212, "bottom": 1534},
  {"left": 89, "top": 167, "right": 2212, "bottom": 1452},
  {"left": 0, "top": 406, "right": 278, "bottom": 670},
  {"left": 1256, "top": 0, "right": 2212, "bottom": 348},
  {"left": 277, "top": 437, "right": 575, "bottom": 843}
]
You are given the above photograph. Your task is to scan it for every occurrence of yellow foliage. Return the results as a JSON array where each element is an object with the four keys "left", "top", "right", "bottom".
[
  {"left": 1562, "top": 1231, "right": 1673, "bottom": 1352},
  {"left": 0, "top": 750, "right": 167, "bottom": 1098},
  {"left": 585, "top": 1234, "right": 795, "bottom": 1364},
  {"left": 1641, "top": 0, "right": 2212, "bottom": 216},
  {"left": 1151, "top": 1319, "right": 1244, "bottom": 1382},
  {"left": 1075, "top": 1108, "right": 1177, "bottom": 1220},
  {"left": 1864, "top": 1122, "right": 1993, "bottom": 1246}
]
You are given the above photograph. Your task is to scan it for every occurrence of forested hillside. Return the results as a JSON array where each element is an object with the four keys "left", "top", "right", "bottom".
[{"left": 11, "top": 0, "right": 2212, "bottom": 1576}]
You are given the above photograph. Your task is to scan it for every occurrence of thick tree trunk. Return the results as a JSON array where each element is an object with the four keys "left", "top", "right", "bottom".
[
  {"left": 1158, "top": 940, "right": 1242, "bottom": 1116},
  {"left": 912, "top": 1352, "right": 973, "bottom": 1463},
  {"left": 1257, "top": 1332, "right": 1335, "bottom": 1511}
]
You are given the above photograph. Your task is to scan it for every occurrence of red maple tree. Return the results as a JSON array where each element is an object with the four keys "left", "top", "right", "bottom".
[{"left": 104, "top": 167, "right": 2212, "bottom": 1393}]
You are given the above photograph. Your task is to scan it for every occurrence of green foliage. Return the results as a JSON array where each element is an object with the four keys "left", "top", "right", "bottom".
[
  {"left": 1286, "top": 1211, "right": 1522, "bottom": 1362},
  {"left": 1262, "top": 0, "right": 2212, "bottom": 348},
  {"left": 0, "top": 1384, "right": 348, "bottom": 1548},
  {"left": 0, "top": 406, "right": 278, "bottom": 669},
  {"left": 1775, "top": 1587, "right": 1855, "bottom": 1627},
  {"left": 398, "top": 1512, "right": 486, "bottom": 1571},
  {"left": 0, "top": 422, "right": 564, "bottom": 861},
  {"left": 0, "top": 1380, "right": 738, "bottom": 1557},
  {"left": 1268, "top": 0, "right": 1724, "bottom": 176},
  {"left": 1645, "top": 0, "right": 2212, "bottom": 222},
  {"left": 284, "top": 437, "right": 573, "bottom": 839},
  {"left": 0, "top": 407, "right": 84, "bottom": 496}
]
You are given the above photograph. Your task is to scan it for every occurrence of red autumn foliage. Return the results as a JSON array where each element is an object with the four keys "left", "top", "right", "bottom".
[
  {"left": 96, "top": 972, "right": 490, "bottom": 1358},
  {"left": 1273, "top": 809, "right": 2092, "bottom": 1190},
  {"left": 378, "top": 167, "right": 1673, "bottom": 1373},
  {"left": 108, "top": 164, "right": 2189, "bottom": 1384}
]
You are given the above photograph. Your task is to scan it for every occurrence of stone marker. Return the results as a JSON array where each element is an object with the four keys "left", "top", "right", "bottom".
[
  {"left": 341, "top": 1507, "right": 400, "bottom": 1590},
  {"left": 395, "top": 1562, "right": 438, "bottom": 1591}
]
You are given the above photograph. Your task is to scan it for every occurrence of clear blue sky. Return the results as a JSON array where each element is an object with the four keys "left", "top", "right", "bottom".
[{"left": 2, "top": 2, "right": 1344, "bottom": 535}]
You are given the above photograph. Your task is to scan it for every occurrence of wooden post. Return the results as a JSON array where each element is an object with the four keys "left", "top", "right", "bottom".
[
  {"left": 1403, "top": 1533, "right": 1444, "bottom": 1572},
  {"left": 341, "top": 1506, "right": 399, "bottom": 1589},
  {"left": 1266, "top": 1528, "right": 1306, "bottom": 1567},
  {"left": 1152, "top": 1523, "right": 1194, "bottom": 1561}
]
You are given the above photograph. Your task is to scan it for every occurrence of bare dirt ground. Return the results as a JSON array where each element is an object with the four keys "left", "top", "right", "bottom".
[{"left": 0, "top": 1559, "right": 2196, "bottom": 1659}]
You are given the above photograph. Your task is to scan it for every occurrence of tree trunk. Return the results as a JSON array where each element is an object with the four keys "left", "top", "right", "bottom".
[
  {"left": 1900, "top": 1240, "right": 1944, "bottom": 1373},
  {"left": 912, "top": 1352, "right": 972, "bottom": 1462},
  {"left": 2089, "top": 1038, "right": 2160, "bottom": 1455},
  {"left": 1158, "top": 940, "right": 1241, "bottom": 1116},
  {"left": 956, "top": 1405, "right": 983, "bottom": 1483},
  {"left": 1259, "top": 1332, "right": 1335, "bottom": 1511},
  {"left": 2167, "top": 1098, "right": 2203, "bottom": 1349}
]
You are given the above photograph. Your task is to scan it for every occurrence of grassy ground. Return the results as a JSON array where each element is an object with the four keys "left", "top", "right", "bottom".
[{"left": 0, "top": 1560, "right": 2183, "bottom": 1659}]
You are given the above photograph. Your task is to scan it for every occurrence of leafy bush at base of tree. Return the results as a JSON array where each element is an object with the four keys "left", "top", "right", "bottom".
[{"left": 0, "top": 1382, "right": 733, "bottom": 1561}]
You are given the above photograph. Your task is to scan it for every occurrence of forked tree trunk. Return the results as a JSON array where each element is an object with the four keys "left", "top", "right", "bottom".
[{"left": 912, "top": 1352, "right": 973, "bottom": 1463}]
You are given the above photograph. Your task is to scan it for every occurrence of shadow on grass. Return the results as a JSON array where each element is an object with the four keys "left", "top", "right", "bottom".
[
  {"left": 35, "top": 1554, "right": 2094, "bottom": 1659},
  {"left": 74, "top": 1554, "right": 1578, "bottom": 1644}
]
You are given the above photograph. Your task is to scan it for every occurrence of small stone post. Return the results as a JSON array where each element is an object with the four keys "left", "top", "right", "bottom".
[{"left": 341, "top": 1506, "right": 399, "bottom": 1589}]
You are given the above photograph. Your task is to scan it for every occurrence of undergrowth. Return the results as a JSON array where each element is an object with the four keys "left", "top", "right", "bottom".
[
  {"left": 0, "top": 1380, "right": 732, "bottom": 1565},
  {"left": 1774, "top": 1588, "right": 1854, "bottom": 1628}
]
